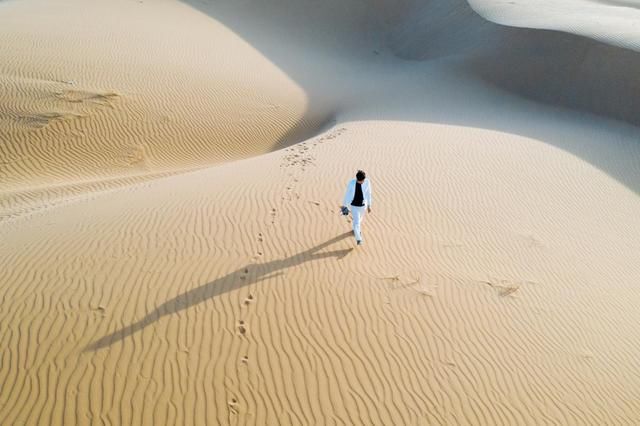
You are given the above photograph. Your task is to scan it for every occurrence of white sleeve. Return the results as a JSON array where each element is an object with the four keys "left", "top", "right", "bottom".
[
  {"left": 342, "top": 182, "right": 352, "bottom": 207},
  {"left": 366, "top": 181, "right": 372, "bottom": 207}
]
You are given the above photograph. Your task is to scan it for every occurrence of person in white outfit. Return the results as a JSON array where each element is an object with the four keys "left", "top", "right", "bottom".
[{"left": 341, "top": 170, "right": 372, "bottom": 245}]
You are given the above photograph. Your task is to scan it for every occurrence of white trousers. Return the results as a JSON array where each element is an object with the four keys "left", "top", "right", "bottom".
[{"left": 351, "top": 205, "right": 366, "bottom": 241}]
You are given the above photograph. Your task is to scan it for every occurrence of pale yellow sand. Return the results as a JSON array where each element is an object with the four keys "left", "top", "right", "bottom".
[{"left": 2, "top": 0, "right": 640, "bottom": 424}]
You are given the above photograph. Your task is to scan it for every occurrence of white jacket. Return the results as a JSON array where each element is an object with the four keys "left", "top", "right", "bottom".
[{"left": 342, "top": 178, "right": 372, "bottom": 209}]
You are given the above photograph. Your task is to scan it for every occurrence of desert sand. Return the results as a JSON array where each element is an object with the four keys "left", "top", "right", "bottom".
[{"left": 2, "top": 0, "right": 640, "bottom": 424}]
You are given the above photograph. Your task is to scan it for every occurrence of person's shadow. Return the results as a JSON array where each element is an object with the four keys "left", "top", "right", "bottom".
[{"left": 86, "top": 232, "right": 353, "bottom": 351}]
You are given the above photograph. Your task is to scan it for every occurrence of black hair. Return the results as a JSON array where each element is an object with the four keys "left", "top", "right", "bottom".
[{"left": 356, "top": 170, "right": 366, "bottom": 181}]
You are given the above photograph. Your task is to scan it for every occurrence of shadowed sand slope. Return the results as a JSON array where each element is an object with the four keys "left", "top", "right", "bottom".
[
  {"left": 188, "top": 0, "right": 640, "bottom": 128},
  {"left": 181, "top": 0, "right": 640, "bottom": 198},
  {"left": 0, "top": 0, "right": 336, "bottom": 219},
  {"left": 3, "top": 0, "right": 640, "bottom": 219},
  {"left": 2, "top": 0, "right": 640, "bottom": 424}
]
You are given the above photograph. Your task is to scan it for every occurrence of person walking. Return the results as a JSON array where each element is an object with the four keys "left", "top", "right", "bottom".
[{"left": 341, "top": 170, "right": 372, "bottom": 245}]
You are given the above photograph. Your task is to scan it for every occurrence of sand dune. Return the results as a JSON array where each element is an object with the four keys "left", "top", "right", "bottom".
[
  {"left": 369, "top": 0, "right": 640, "bottom": 128},
  {"left": 0, "top": 0, "right": 335, "bottom": 218},
  {"left": 2, "top": 0, "right": 640, "bottom": 424},
  {"left": 2, "top": 119, "right": 640, "bottom": 424},
  {"left": 3, "top": 0, "right": 640, "bottom": 212},
  {"left": 470, "top": 0, "right": 640, "bottom": 51}
]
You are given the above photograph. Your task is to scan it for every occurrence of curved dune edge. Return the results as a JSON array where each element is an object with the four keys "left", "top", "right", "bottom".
[
  {"left": 468, "top": 0, "right": 640, "bottom": 52},
  {"left": 3, "top": 0, "right": 640, "bottom": 216},
  {"left": 378, "top": 0, "right": 640, "bottom": 128},
  {"left": 0, "top": 0, "right": 336, "bottom": 219}
]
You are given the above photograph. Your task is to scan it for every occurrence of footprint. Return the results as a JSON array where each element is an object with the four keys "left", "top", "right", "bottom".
[
  {"left": 478, "top": 279, "right": 522, "bottom": 297},
  {"left": 243, "top": 294, "right": 254, "bottom": 306},
  {"left": 500, "top": 286, "right": 519, "bottom": 297},
  {"left": 241, "top": 356, "right": 249, "bottom": 364},
  {"left": 90, "top": 304, "right": 107, "bottom": 318},
  {"left": 228, "top": 398, "right": 239, "bottom": 414},
  {"left": 238, "top": 320, "right": 246, "bottom": 335}
]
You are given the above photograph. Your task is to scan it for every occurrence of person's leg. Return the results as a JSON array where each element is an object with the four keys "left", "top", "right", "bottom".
[{"left": 352, "top": 206, "right": 364, "bottom": 242}]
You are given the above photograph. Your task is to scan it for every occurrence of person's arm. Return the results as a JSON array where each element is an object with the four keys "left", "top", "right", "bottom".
[
  {"left": 342, "top": 181, "right": 353, "bottom": 208},
  {"left": 366, "top": 180, "right": 372, "bottom": 211}
]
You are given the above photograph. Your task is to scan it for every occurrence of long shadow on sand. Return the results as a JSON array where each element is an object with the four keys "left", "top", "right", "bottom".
[{"left": 86, "top": 232, "right": 353, "bottom": 351}]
